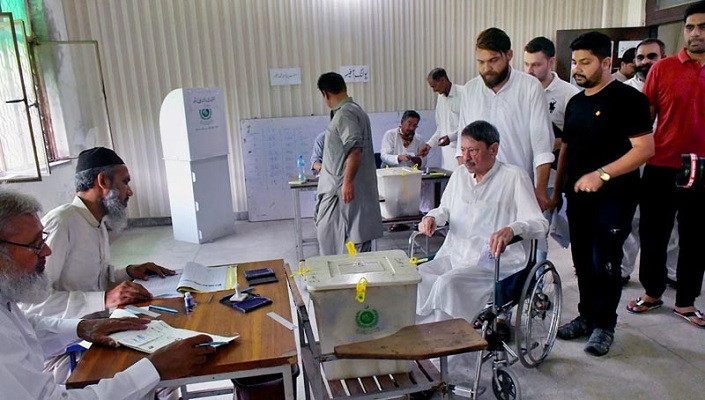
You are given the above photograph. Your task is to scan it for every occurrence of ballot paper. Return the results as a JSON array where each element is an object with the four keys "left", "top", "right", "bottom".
[
  {"left": 133, "top": 262, "right": 237, "bottom": 297},
  {"left": 109, "top": 308, "right": 239, "bottom": 354},
  {"left": 477, "top": 243, "right": 497, "bottom": 270}
]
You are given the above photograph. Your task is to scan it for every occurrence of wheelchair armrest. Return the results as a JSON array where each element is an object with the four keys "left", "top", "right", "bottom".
[{"left": 508, "top": 235, "right": 523, "bottom": 246}]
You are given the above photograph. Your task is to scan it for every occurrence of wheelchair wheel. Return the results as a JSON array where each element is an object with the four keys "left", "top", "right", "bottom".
[
  {"left": 492, "top": 367, "right": 521, "bottom": 400},
  {"left": 515, "top": 260, "right": 562, "bottom": 368}
]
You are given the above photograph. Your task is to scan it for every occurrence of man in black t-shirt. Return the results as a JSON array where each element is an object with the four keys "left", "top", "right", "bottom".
[{"left": 551, "top": 32, "right": 654, "bottom": 356}]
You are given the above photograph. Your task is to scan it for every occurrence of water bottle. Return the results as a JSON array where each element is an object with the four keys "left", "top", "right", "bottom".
[
  {"left": 297, "top": 154, "right": 306, "bottom": 182},
  {"left": 184, "top": 292, "right": 195, "bottom": 312}
]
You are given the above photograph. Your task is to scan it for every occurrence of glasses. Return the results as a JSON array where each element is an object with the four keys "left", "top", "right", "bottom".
[{"left": 0, "top": 231, "right": 49, "bottom": 254}]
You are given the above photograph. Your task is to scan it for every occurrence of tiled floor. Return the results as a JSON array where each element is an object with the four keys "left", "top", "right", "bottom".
[{"left": 111, "top": 219, "right": 705, "bottom": 399}]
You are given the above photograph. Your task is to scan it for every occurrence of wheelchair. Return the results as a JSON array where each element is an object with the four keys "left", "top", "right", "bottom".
[{"left": 409, "top": 231, "right": 563, "bottom": 400}]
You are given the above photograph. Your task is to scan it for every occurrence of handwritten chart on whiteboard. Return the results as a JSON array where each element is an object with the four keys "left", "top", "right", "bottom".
[{"left": 241, "top": 110, "right": 437, "bottom": 221}]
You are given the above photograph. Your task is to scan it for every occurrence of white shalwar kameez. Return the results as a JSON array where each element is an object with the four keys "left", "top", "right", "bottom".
[
  {"left": 416, "top": 161, "right": 548, "bottom": 383},
  {"left": 427, "top": 84, "right": 463, "bottom": 171},
  {"left": 454, "top": 68, "right": 554, "bottom": 182}
]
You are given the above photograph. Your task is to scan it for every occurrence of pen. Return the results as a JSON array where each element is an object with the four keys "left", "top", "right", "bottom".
[
  {"left": 207, "top": 294, "right": 214, "bottom": 303},
  {"left": 196, "top": 341, "right": 228, "bottom": 347},
  {"left": 148, "top": 305, "right": 179, "bottom": 314}
]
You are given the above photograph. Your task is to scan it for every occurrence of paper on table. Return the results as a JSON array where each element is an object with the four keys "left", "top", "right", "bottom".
[
  {"left": 133, "top": 273, "right": 183, "bottom": 298},
  {"left": 133, "top": 262, "right": 238, "bottom": 296},
  {"left": 108, "top": 309, "right": 239, "bottom": 354}
]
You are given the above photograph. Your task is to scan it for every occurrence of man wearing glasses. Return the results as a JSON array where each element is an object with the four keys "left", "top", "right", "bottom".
[{"left": 0, "top": 189, "right": 215, "bottom": 399}]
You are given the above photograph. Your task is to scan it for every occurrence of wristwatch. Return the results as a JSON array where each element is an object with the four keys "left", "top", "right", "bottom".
[{"left": 598, "top": 167, "right": 611, "bottom": 182}]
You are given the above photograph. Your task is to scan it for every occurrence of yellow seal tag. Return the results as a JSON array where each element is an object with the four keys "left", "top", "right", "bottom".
[
  {"left": 290, "top": 260, "right": 310, "bottom": 277},
  {"left": 356, "top": 277, "right": 368, "bottom": 303},
  {"left": 346, "top": 241, "right": 358, "bottom": 256}
]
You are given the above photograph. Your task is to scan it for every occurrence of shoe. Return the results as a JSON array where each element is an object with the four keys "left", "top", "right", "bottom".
[
  {"left": 626, "top": 297, "right": 663, "bottom": 314},
  {"left": 388, "top": 223, "right": 410, "bottom": 232},
  {"left": 584, "top": 328, "right": 614, "bottom": 356},
  {"left": 557, "top": 316, "right": 593, "bottom": 340},
  {"left": 621, "top": 276, "right": 630, "bottom": 286},
  {"left": 673, "top": 309, "right": 705, "bottom": 329}
]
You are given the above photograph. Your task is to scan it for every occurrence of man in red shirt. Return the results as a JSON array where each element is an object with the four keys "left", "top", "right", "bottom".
[{"left": 627, "top": 1, "right": 705, "bottom": 328}]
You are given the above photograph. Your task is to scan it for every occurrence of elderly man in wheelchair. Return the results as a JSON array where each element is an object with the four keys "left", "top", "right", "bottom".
[{"left": 414, "top": 120, "right": 560, "bottom": 393}]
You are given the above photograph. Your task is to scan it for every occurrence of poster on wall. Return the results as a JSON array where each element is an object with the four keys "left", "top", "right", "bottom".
[
  {"left": 184, "top": 88, "right": 224, "bottom": 137},
  {"left": 617, "top": 40, "right": 642, "bottom": 57},
  {"left": 269, "top": 68, "right": 302, "bottom": 86},
  {"left": 340, "top": 65, "right": 370, "bottom": 82}
]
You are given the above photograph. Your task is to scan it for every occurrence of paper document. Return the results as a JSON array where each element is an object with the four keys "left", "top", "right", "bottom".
[
  {"left": 133, "top": 262, "right": 238, "bottom": 296},
  {"left": 109, "top": 309, "right": 239, "bottom": 354},
  {"left": 477, "top": 243, "right": 497, "bottom": 270}
]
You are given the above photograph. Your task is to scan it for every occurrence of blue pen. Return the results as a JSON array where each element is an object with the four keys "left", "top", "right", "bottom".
[
  {"left": 148, "top": 305, "right": 179, "bottom": 314},
  {"left": 196, "top": 341, "right": 228, "bottom": 347}
]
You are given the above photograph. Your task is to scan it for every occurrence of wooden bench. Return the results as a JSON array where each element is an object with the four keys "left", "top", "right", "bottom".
[{"left": 285, "top": 264, "right": 488, "bottom": 399}]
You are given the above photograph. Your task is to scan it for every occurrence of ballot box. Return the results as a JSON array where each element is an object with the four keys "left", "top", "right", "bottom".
[
  {"left": 303, "top": 250, "right": 421, "bottom": 380},
  {"left": 376, "top": 167, "right": 422, "bottom": 218}
]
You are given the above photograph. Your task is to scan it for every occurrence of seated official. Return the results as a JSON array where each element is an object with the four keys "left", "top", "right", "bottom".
[
  {"left": 0, "top": 189, "right": 215, "bottom": 399},
  {"left": 381, "top": 110, "right": 433, "bottom": 214},
  {"left": 380, "top": 110, "right": 426, "bottom": 168},
  {"left": 20, "top": 147, "right": 175, "bottom": 383},
  {"left": 415, "top": 121, "right": 548, "bottom": 381},
  {"left": 416, "top": 120, "right": 548, "bottom": 324}
]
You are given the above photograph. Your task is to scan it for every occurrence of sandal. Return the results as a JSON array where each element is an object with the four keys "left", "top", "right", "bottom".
[
  {"left": 673, "top": 309, "right": 705, "bottom": 329},
  {"left": 626, "top": 297, "right": 663, "bottom": 314}
]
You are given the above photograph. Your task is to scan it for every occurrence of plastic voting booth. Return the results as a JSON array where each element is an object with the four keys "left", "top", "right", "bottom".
[
  {"left": 303, "top": 250, "right": 421, "bottom": 380},
  {"left": 376, "top": 167, "right": 423, "bottom": 218},
  {"left": 159, "top": 88, "right": 235, "bottom": 243}
]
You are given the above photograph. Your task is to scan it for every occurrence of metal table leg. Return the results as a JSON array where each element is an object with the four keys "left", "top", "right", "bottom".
[{"left": 293, "top": 187, "right": 304, "bottom": 261}]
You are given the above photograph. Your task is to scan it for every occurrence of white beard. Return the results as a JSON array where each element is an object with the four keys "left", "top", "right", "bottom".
[
  {"left": 0, "top": 253, "right": 50, "bottom": 304},
  {"left": 102, "top": 188, "right": 128, "bottom": 233}
]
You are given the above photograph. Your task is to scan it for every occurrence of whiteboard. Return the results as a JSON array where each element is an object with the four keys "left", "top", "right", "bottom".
[{"left": 241, "top": 109, "right": 438, "bottom": 221}]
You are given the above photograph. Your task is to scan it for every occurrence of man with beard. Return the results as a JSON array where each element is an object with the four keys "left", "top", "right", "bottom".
[
  {"left": 455, "top": 27, "right": 554, "bottom": 212},
  {"left": 551, "top": 31, "right": 654, "bottom": 356},
  {"left": 415, "top": 120, "right": 547, "bottom": 382},
  {"left": 624, "top": 39, "right": 666, "bottom": 91},
  {"left": 0, "top": 189, "right": 215, "bottom": 399},
  {"left": 380, "top": 110, "right": 425, "bottom": 168},
  {"left": 627, "top": 1, "right": 705, "bottom": 328},
  {"left": 619, "top": 39, "right": 679, "bottom": 287},
  {"left": 380, "top": 110, "right": 432, "bottom": 221},
  {"left": 20, "top": 147, "right": 175, "bottom": 381}
]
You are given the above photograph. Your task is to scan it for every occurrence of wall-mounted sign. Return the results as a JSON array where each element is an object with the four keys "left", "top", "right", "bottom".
[
  {"left": 269, "top": 67, "right": 302, "bottom": 86},
  {"left": 340, "top": 65, "right": 369, "bottom": 82}
]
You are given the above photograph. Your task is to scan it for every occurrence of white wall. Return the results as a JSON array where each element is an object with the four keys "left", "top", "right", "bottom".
[{"left": 13, "top": 0, "right": 646, "bottom": 218}]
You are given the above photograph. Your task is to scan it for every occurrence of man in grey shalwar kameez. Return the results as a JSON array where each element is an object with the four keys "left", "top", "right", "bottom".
[{"left": 315, "top": 72, "right": 383, "bottom": 255}]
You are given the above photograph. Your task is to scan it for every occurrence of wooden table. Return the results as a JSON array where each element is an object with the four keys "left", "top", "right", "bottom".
[
  {"left": 290, "top": 168, "right": 451, "bottom": 260},
  {"left": 66, "top": 260, "right": 298, "bottom": 399}
]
